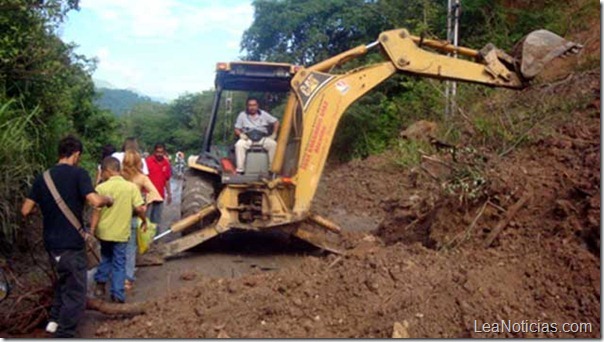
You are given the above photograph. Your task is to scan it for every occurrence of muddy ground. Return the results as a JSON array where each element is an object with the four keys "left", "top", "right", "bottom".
[
  {"left": 85, "top": 64, "right": 602, "bottom": 338},
  {"left": 76, "top": 178, "right": 318, "bottom": 336}
]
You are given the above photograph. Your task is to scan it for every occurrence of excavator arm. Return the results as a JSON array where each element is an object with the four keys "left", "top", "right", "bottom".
[{"left": 273, "top": 28, "right": 581, "bottom": 216}]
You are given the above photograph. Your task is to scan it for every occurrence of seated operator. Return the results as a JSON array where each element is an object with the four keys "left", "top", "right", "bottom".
[{"left": 234, "top": 97, "right": 279, "bottom": 174}]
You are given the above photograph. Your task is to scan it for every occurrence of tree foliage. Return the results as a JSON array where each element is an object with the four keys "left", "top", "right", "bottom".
[
  {"left": 1, "top": 0, "right": 122, "bottom": 167},
  {"left": 243, "top": 0, "right": 383, "bottom": 64},
  {"left": 0, "top": 0, "right": 120, "bottom": 254},
  {"left": 241, "top": 0, "right": 447, "bottom": 65}
]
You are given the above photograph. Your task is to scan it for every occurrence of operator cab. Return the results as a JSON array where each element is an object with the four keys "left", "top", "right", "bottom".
[{"left": 193, "top": 61, "right": 299, "bottom": 184}]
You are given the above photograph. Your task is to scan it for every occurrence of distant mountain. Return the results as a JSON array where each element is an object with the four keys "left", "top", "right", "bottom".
[
  {"left": 125, "top": 87, "right": 170, "bottom": 104},
  {"left": 95, "top": 88, "right": 157, "bottom": 117},
  {"left": 93, "top": 78, "right": 116, "bottom": 89},
  {"left": 149, "top": 95, "right": 171, "bottom": 104}
]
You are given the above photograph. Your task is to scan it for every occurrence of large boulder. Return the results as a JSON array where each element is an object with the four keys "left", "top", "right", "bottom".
[{"left": 400, "top": 120, "right": 437, "bottom": 142}]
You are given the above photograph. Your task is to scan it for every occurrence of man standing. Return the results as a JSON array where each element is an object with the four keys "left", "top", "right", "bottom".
[
  {"left": 146, "top": 143, "right": 172, "bottom": 226},
  {"left": 21, "top": 136, "right": 113, "bottom": 338},
  {"left": 234, "top": 97, "right": 279, "bottom": 174}
]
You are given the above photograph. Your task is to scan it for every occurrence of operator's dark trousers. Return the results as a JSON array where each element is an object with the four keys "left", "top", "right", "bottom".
[{"left": 49, "top": 248, "right": 87, "bottom": 338}]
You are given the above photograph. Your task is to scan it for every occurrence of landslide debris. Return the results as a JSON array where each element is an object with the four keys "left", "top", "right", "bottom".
[{"left": 96, "top": 68, "right": 600, "bottom": 338}]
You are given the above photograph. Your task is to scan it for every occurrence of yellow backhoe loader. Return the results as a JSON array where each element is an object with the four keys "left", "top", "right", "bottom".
[{"left": 155, "top": 28, "right": 581, "bottom": 258}]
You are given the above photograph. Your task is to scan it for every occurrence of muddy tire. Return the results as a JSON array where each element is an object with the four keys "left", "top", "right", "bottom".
[{"left": 180, "top": 169, "right": 217, "bottom": 235}]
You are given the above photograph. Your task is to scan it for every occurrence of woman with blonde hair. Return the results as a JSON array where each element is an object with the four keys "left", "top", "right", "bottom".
[{"left": 122, "top": 150, "right": 162, "bottom": 290}]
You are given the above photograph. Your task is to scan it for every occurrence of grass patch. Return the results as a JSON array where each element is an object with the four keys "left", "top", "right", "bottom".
[
  {"left": 390, "top": 139, "right": 435, "bottom": 168},
  {"left": 444, "top": 75, "right": 595, "bottom": 156},
  {"left": 0, "top": 100, "right": 45, "bottom": 256}
]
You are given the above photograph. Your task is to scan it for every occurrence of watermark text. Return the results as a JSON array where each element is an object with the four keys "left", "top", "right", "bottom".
[{"left": 474, "top": 320, "right": 592, "bottom": 334}]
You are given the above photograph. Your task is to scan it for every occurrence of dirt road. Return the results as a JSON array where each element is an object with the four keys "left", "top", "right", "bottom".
[{"left": 137, "top": 178, "right": 376, "bottom": 293}]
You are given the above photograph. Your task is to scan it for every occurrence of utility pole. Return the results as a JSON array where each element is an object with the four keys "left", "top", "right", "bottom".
[
  {"left": 451, "top": 0, "right": 460, "bottom": 115},
  {"left": 445, "top": 0, "right": 451, "bottom": 118},
  {"left": 445, "top": 0, "right": 461, "bottom": 118},
  {"left": 223, "top": 91, "right": 233, "bottom": 144}
]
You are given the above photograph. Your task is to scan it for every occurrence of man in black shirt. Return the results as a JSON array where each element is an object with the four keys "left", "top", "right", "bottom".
[{"left": 21, "top": 136, "right": 113, "bottom": 338}]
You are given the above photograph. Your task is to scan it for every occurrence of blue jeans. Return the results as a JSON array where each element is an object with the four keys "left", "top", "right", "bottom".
[
  {"left": 147, "top": 202, "right": 163, "bottom": 224},
  {"left": 94, "top": 240, "right": 127, "bottom": 302},
  {"left": 147, "top": 202, "right": 163, "bottom": 234},
  {"left": 126, "top": 218, "right": 138, "bottom": 282}
]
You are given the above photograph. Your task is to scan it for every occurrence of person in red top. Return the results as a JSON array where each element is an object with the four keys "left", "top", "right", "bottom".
[{"left": 145, "top": 143, "right": 172, "bottom": 229}]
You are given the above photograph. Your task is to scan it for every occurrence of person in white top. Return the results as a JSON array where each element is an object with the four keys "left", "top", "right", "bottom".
[
  {"left": 112, "top": 137, "right": 149, "bottom": 175},
  {"left": 95, "top": 144, "right": 116, "bottom": 185},
  {"left": 234, "top": 97, "right": 279, "bottom": 174}
]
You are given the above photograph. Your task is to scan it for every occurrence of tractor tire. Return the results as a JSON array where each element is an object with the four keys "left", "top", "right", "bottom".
[{"left": 180, "top": 169, "right": 217, "bottom": 235}]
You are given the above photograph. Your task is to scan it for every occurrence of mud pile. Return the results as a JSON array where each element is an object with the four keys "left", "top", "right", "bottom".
[
  {"left": 377, "top": 68, "right": 601, "bottom": 253},
  {"left": 95, "top": 235, "right": 599, "bottom": 338},
  {"left": 314, "top": 154, "right": 422, "bottom": 218}
]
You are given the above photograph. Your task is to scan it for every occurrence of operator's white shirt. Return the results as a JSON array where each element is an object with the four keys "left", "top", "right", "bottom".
[{"left": 234, "top": 110, "right": 277, "bottom": 135}]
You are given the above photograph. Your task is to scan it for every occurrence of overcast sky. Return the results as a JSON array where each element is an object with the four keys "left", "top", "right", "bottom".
[{"left": 60, "top": 0, "right": 254, "bottom": 101}]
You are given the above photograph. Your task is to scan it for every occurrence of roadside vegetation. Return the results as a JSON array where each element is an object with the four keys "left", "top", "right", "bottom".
[{"left": 1, "top": 0, "right": 120, "bottom": 254}]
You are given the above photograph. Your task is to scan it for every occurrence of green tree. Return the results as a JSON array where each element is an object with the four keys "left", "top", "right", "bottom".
[
  {"left": 0, "top": 0, "right": 121, "bottom": 167},
  {"left": 242, "top": 0, "right": 383, "bottom": 64},
  {"left": 241, "top": 0, "right": 444, "bottom": 65},
  {"left": 120, "top": 102, "right": 171, "bottom": 151},
  {"left": 0, "top": 0, "right": 121, "bottom": 254}
]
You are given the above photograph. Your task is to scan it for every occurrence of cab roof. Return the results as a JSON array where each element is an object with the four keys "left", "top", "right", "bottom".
[{"left": 214, "top": 61, "right": 299, "bottom": 92}]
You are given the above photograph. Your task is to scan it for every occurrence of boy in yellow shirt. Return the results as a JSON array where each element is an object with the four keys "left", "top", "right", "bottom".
[{"left": 90, "top": 157, "right": 147, "bottom": 303}]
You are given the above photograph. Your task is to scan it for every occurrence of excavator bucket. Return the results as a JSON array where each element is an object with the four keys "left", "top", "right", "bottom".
[{"left": 513, "top": 30, "right": 583, "bottom": 80}]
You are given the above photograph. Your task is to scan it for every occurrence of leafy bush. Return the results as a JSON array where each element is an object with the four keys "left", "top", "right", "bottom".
[
  {"left": 391, "top": 139, "right": 435, "bottom": 168},
  {"left": 0, "top": 1, "right": 125, "bottom": 255}
]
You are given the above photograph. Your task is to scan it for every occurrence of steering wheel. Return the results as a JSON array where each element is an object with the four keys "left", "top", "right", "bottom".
[{"left": 246, "top": 129, "right": 268, "bottom": 142}]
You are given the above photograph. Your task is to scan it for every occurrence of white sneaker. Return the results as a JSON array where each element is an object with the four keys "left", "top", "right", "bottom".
[{"left": 45, "top": 321, "right": 58, "bottom": 333}]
